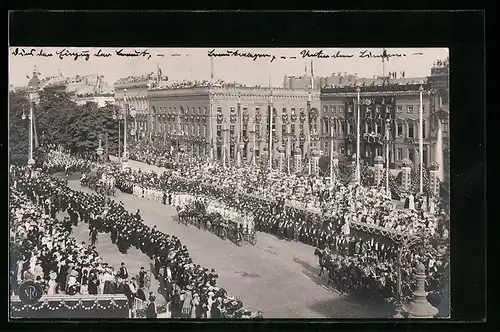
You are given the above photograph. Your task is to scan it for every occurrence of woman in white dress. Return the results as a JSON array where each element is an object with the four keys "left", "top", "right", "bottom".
[
  {"left": 47, "top": 271, "right": 58, "bottom": 295},
  {"left": 205, "top": 292, "right": 214, "bottom": 318}
]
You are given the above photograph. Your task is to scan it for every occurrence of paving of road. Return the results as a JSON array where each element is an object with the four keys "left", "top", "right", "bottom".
[{"left": 67, "top": 176, "right": 389, "bottom": 319}]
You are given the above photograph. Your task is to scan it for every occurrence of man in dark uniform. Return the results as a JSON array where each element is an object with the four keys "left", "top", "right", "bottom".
[
  {"left": 137, "top": 287, "right": 147, "bottom": 302},
  {"left": 146, "top": 295, "right": 157, "bottom": 318},
  {"left": 171, "top": 289, "right": 181, "bottom": 318},
  {"left": 153, "top": 255, "right": 162, "bottom": 277},
  {"left": 138, "top": 266, "right": 147, "bottom": 289},
  {"left": 119, "top": 262, "right": 129, "bottom": 280}
]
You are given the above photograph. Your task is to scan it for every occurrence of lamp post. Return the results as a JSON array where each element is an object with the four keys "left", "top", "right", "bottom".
[
  {"left": 385, "top": 118, "right": 391, "bottom": 197},
  {"left": 122, "top": 89, "right": 129, "bottom": 164},
  {"left": 26, "top": 89, "right": 37, "bottom": 166},
  {"left": 269, "top": 91, "right": 274, "bottom": 171},
  {"left": 355, "top": 86, "right": 361, "bottom": 183},
  {"left": 329, "top": 119, "right": 336, "bottom": 186},
  {"left": 237, "top": 92, "right": 242, "bottom": 167},
  {"left": 419, "top": 84, "right": 424, "bottom": 194},
  {"left": 222, "top": 119, "right": 229, "bottom": 168}
]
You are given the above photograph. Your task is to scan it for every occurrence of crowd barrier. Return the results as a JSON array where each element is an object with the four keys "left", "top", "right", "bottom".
[{"left": 10, "top": 294, "right": 129, "bottom": 319}]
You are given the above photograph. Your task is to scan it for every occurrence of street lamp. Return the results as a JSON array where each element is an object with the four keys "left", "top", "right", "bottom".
[
  {"left": 385, "top": 118, "right": 391, "bottom": 197},
  {"left": 418, "top": 83, "right": 424, "bottom": 194},
  {"left": 26, "top": 88, "right": 37, "bottom": 166}
]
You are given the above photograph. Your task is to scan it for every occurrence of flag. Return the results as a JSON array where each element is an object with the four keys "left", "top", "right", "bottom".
[
  {"left": 382, "top": 48, "right": 389, "bottom": 62},
  {"left": 157, "top": 62, "right": 162, "bottom": 82}
]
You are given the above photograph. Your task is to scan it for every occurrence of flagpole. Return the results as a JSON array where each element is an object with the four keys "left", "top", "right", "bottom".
[
  {"left": 252, "top": 121, "right": 256, "bottom": 166},
  {"left": 382, "top": 48, "right": 386, "bottom": 79},
  {"left": 29, "top": 92, "right": 35, "bottom": 165}
]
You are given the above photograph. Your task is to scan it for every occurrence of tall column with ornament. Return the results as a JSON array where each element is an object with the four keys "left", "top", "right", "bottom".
[
  {"left": 277, "top": 145, "right": 285, "bottom": 172},
  {"left": 237, "top": 142, "right": 245, "bottom": 167},
  {"left": 294, "top": 147, "right": 302, "bottom": 174},
  {"left": 311, "top": 149, "right": 320, "bottom": 176},
  {"left": 401, "top": 158, "right": 412, "bottom": 192},
  {"left": 403, "top": 262, "right": 439, "bottom": 318},
  {"left": 374, "top": 155, "right": 385, "bottom": 186},
  {"left": 428, "top": 160, "right": 440, "bottom": 214}
]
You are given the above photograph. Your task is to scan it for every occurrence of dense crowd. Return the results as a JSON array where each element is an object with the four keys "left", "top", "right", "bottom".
[
  {"left": 150, "top": 79, "right": 247, "bottom": 90},
  {"left": 41, "top": 149, "right": 449, "bottom": 309},
  {"left": 10, "top": 162, "right": 258, "bottom": 319}
]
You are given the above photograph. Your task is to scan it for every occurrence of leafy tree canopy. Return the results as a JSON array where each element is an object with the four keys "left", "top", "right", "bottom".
[{"left": 9, "top": 90, "right": 121, "bottom": 165}]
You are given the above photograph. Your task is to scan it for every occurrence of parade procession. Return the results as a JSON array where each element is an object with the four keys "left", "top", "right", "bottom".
[{"left": 9, "top": 47, "right": 450, "bottom": 320}]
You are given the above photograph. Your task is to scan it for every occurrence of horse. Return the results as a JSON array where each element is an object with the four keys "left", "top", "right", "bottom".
[{"left": 313, "top": 248, "right": 332, "bottom": 277}]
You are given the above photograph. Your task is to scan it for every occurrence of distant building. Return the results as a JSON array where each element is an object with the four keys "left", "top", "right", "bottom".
[
  {"left": 72, "top": 93, "right": 115, "bottom": 107},
  {"left": 35, "top": 70, "right": 115, "bottom": 107}
]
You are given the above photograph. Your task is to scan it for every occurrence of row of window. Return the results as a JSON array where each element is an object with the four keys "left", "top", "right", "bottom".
[
  {"left": 334, "top": 146, "right": 429, "bottom": 164},
  {"left": 155, "top": 106, "right": 209, "bottom": 115},
  {"left": 325, "top": 105, "right": 427, "bottom": 114},
  {"left": 121, "top": 99, "right": 148, "bottom": 111},
  {"left": 154, "top": 121, "right": 208, "bottom": 137},
  {"left": 320, "top": 119, "right": 428, "bottom": 139},
  {"left": 216, "top": 123, "right": 317, "bottom": 138}
]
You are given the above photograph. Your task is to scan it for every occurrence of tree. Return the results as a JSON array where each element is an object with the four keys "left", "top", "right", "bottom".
[
  {"left": 9, "top": 91, "right": 30, "bottom": 165},
  {"left": 9, "top": 90, "right": 121, "bottom": 164}
]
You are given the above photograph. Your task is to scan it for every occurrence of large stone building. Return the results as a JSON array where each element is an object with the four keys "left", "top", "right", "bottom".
[
  {"left": 114, "top": 77, "right": 151, "bottom": 141},
  {"left": 146, "top": 84, "right": 320, "bottom": 162},
  {"left": 319, "top": 59, "right": 449, "bottom": 173}
]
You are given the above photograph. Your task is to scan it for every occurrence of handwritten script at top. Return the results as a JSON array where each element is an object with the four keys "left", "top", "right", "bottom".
[
  {"left": 11, "top": 48, "right": 152, "bottom": 61},
  {"left": 11, "top": 47, "right": 412, "bottom": 63}
]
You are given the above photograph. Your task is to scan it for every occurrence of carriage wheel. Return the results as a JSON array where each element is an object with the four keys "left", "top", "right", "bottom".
[
  {"left": 250, "top": 232, "right": 257, "bottom": 245},
  {"left": 236, "top": 232, "right": 243, "bottom": 247},
  {"left": 221, "top": 228, "right": 227, "bottom": 240}
]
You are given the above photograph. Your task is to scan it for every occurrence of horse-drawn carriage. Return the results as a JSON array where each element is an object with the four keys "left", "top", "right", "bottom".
[
  {"left": 220, "top": 215, "right": 256, "bottom": 247},
  {"left": 80, "top": 169, "right": 116, "bottom": 196}
]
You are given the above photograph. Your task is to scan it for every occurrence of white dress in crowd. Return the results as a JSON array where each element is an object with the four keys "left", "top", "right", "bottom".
[
  {"left": 408, "top": 194, "right": 415, "bottom": 210},
  {"left": 47, "top": 272, "right": 58, "bottom": 295}
]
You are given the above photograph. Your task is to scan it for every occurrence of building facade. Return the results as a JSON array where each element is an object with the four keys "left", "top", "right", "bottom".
[
  {"left": 114, "top": 81, "right": 150, "bottom": 141},
  {"left": 320, "top": 82, "right": 435, "bottom": 169},
  {"left": 427, "top": 58, "right": 450, "bottom": 181},
  {"left": 147, "top": 86, "right": 320, "bottom": 162}
]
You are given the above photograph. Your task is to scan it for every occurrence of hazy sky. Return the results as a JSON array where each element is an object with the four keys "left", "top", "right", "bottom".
[{"left": 9, "top": 47, "right": 448, "bottom": 88}]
